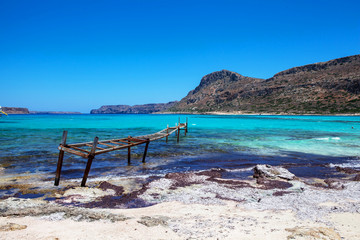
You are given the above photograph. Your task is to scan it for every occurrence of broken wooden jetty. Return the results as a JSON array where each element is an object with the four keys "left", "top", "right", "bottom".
[{"left": 55, "top": 118, "right": 188, "bottom": 187}]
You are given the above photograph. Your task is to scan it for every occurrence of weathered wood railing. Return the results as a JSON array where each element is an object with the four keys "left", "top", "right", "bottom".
[{"left": 55, "top": 118, "right": 188, "bottom": 186}]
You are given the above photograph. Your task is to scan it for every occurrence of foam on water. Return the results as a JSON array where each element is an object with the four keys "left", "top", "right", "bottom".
[{"left": 328, "top": 157, "right": 360, "bottom": 169}]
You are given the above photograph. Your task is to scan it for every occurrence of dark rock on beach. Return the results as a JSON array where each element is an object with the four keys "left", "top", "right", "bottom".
[{"left": 253, "top": 164, "right": 295, "bottom": 180}]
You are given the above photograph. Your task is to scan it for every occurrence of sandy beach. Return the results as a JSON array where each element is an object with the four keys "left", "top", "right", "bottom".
[{"left": 1, "top": 165, "right": 360, "bottom": 239}]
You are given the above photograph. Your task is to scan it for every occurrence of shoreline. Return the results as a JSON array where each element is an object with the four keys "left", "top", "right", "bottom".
[
  {"left": 156, "top": 111, "right": 360, "bottom": 116},
  {"left": 1, "top": 165, "right": 360, "bottom": 239}
]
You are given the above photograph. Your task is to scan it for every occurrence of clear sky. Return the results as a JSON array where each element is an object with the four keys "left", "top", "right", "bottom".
[{"left": 0, "top": 0, "right": 359, "bottom": 113}]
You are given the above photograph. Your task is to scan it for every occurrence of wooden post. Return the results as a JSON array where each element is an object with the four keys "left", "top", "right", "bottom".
[
  {"left": 142, "top": 138, "right": 150, "bottom": 163},
  {"left": 54, "top": 130, "right": 68, "bottom": 186},
  {"left": 81, "top": 136, "right": 98, "bottom": 187},
  {"left": 185, "top": 117, "right": 188, "bottom": 136},
  {"left": 177, "top": 126, "right": 180, "bottom": 143},
  {"left": 127, "top": 136, "right": 131, "bottom": 165},
  {"left": 166, "top": 125, "right": 169, "bottom": 143}
]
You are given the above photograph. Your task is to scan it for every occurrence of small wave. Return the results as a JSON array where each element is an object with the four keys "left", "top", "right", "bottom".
[
  {"left": 226, "top": 167, "right": 254, "bottom": 172},
  {"left": 314, "top": 137, "right": 340, "bottom": 141},
  {"left": 328, "top": 159, "right": 360, "bottom": 169}
]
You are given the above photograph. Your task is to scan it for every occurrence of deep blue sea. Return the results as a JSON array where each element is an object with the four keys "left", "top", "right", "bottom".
[{"left": 1, "top": 114, "right": 360, "bottom": 181}]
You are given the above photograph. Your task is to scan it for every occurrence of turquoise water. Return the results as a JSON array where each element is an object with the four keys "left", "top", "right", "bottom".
[{"left": 1, "top": 114, "right": 360, "bottom": 180}]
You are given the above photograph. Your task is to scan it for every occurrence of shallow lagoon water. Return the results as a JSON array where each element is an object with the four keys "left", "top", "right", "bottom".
[{"left": 1, "top": 114, "right": 360, "bottom": 182}]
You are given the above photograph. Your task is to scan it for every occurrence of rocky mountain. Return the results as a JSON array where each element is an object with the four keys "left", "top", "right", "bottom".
[
  {"left": 168, "top": 54, "right": 360, "bottom": 114},
  {"left": 90, "top": 101, "right": 178, "bottom": 114},
  {"left": 2, "top": 107, "right": 30, "bottom": 114}
]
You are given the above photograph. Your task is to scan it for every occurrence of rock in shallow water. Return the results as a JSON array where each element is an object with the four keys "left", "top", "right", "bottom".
[{"left": 253, "top": 164, "right": 295, "bottom": 180}]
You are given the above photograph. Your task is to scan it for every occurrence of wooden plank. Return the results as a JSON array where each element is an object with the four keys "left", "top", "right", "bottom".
[
  {"left": 109, "top": 141, "right": 127, "bottom": 146},
  {"left": 68, "top": 145, "right": 90, "bottom": 153},
  {"left": 128, "top": 137, "right": 147, "bottom": 142},
  {"left": 85, "top": 143, "right": 106, "bottom": 150},
  {"left": 94, "top": 141, "right": 144, "bottom": 155},
  {"left": 98, "top": 142, "right": 118, "bottom": 148},
  {"left": 68, "top": 141, "right": 94, "bottom": 147},
  {"left": 117, "top": 139, "right": 132, "bottom": 144},
  {"left": 60, "top": 146, "right": 88, "bottom": 158}
]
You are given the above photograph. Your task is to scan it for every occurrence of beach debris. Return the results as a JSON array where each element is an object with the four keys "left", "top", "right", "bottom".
[
  {"left": 286, "top": 226, "right": 341, "bottom": 240},
  {"left": 62, "top": 187, "right": 116, "bottom": 203},
  {"left": 253, "top": 164, "right": 295, "bottom": 180},
  {"left": 0, "top": 222, "right": 27, "bottom": 231},
  {"left": 324, "top": 179, "right": 345, "bottom": 190},
  {"left": 353, "top": 174, "right": 360, "bottom": 181},
  {"left": 165, "top": 172, "right": 208, "bottom": 190},
  {"left": 98, "top": 181, "right": 124, "bottom": 195},
  {"left": 0, "top": 197, "right": 128, "bottom": 222},
  {"left": 137, "top": 216, "right": 169, "bottom": 227},
  {"left": 256, "top": 178, "right": 293, "bottom": 190},
  {"left": 335, "top": 166, "right": 360, "bottom": 175}
]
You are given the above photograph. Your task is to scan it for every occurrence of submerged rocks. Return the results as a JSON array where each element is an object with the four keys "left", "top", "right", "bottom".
[{"left": 253, "top": 164, "right": 295, "bottom": 180}]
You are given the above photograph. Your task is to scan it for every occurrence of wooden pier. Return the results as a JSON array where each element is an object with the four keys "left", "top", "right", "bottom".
[{"left": 55, "top": 118, "right": 188, "bottom": 187}]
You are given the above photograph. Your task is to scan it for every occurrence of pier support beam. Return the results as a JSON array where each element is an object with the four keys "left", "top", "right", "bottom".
[
  {"left": 127, "top": 136, "right": 131, "bottom": 165},
  {"left": 54, "top": 130, "right": 68, "bottom": 186},
  {"left": 166, "top": 125, "right": 169, "bottom": 143},
  {"left": 142, "top": 138, "right": 150, "bottom": 163},
  {"left": 177, "top": 127, "right": 180, "bottom": 143},
  {"left": 81, "top": 136, "right": 98, "bottom": 187}
]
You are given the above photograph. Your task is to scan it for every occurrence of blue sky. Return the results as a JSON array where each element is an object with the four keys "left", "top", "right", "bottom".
[{"left": 0, "top": 0, "right": 359, "bottom": 113}]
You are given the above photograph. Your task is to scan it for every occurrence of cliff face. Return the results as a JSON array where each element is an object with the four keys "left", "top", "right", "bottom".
[
  {"left": 2, "top": 107, "right": 30, "bottom": 114},
  {"left": 168, "top": 54, "right": 360, "bottom": 114},
  {"left": 90, "top": 101, "right": 178, "bottom": 114}
]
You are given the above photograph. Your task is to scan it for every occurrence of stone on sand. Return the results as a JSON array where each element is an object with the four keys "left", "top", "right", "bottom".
[{"left": 253, "top": 164, "right": 295, "bottom": 180}]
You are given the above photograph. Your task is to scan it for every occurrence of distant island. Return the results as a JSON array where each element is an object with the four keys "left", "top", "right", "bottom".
[
  {"left": 90, "top": 102, "right": 178, "bottom": 114},
  {"left": 1, "top": 107, "right": 81, "bottom": 115},
  {"left": 1, "top": 107, "right": 30, "bottom": 114},
  {"left": 29, "top": 111, "right": 82, "bottom": 115},
  {"left": 92, "top": 54, "right": 360, "bottom": 115}
]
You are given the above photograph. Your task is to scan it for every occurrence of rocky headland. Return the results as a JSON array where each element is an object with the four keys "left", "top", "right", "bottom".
[
  {"left": 1, "top": 107, "right": 30, "bottom": 114},
  {"left": 90, "top": 101, "right": 178, "bottom": 114},
  {"left": 168, "top": 54, "right": 360, "bottom": 114}
]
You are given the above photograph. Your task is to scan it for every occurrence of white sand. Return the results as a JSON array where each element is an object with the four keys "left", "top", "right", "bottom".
[{"left": 1, "top": 201, "right": 359, "bottom": 239}]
